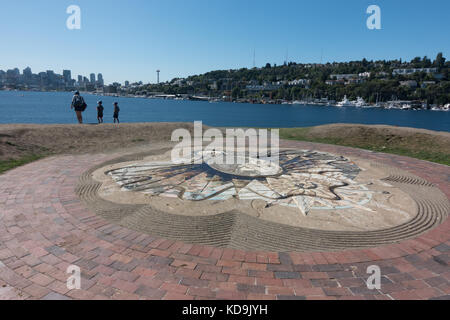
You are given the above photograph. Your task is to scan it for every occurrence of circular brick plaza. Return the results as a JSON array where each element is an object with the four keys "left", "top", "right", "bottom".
[{"left": 0, "top": 140, "right": 449, "bottom": 300}]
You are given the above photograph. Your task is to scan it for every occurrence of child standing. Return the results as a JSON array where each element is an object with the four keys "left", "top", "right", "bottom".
[
  {"left": 113, "top": 102, "right": 120, "bottom": 124},
  {"left": 97, "top": 101, "right": 104, "bottom": 123}
]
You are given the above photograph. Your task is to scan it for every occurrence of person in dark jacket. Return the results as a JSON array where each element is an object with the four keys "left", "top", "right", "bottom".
[
  {"left": 97, "top": 101, "right": 104, "bottom": 124},
  {"left": 70, "top": 91, "right": 86, "bottom": 124},
  {"left": 113, "top": 102, "right": 120, "bottom": 124}
]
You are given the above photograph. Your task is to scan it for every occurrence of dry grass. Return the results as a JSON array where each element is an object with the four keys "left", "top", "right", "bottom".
[
  {"left": 280, "top": 124, "right": 450, "bottom": 166},
  {"left": 1, "top": 123, "right": 449, "bottom": 174}
]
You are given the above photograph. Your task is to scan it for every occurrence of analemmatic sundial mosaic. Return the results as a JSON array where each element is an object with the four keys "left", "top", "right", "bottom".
[
  {"left": 106, "top": 150, "right": 372, "bottom": 216},
  {"left": 77, "top": 148, "right": 449, "bottom": 251}
]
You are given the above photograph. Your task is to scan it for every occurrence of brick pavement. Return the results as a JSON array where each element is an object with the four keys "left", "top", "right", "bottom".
[{"left": 0, "top": 141, "right": 449, "bottom": 300}]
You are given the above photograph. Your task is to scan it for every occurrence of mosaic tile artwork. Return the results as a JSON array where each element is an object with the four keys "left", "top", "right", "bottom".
[{"left": 107, "top": 150, "right": 374, "bottom": 216}]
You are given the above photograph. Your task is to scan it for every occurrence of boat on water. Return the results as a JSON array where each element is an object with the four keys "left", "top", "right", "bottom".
[
  {"left": 432, "top": 104, "right": 450, "bottom": 111},
  {"left": 336, "top": 95, "right": 353, "bottom": 107},
  {"left": 401, "top": 104, "right": 412, "bottom": 110},
  {"left": 353, "top": 97, "right": 368, "bottom": 107}
]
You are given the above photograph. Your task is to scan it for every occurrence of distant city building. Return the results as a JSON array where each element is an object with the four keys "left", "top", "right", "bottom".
[
  {"left": 346, "top": 78, "right": 365, "bottom": 85},
  {"left": 393, "top": 68, "right": 437, "bottom": 75},
  {"left": 246, "top": 83, "right": 281, "bottom": 91},
  {"left": 125, "top": 81, "right": 130, "bottom": 87},
  {"left": 421, "top": 81, "right": 436, "bottom": 88},
  {"left": 97, "top": 73, "right": 104, "bottom": 86},
  {"left": 0, "top": 67, "right": 107, "bottom": 90},
  {"left": 326, "top": 80, "right": 344, "bottom": 85},
  {"left": 0, "top": 70, "right": 6, "bottom": 86},
  {"left": 6, "top": 69, "right": 20, "bottom": 84},
  {"left": 46, "top": 70, "right": 55, "bottom": 86},
  {"left": 358, "top": 72, "right": 371, "bottom": 78},
  {"left": 400, "top": 80, "right": 418, "bottom": 88},
  {"left": 23, "top": 67, "right": 32, "bottom": 77},
  {"left": 173, "top": 78, "right": 185, "bottom": 86},
  {"left": 63, "top": 70, "right": 72, "bottom": 84},
  {"left": 330, "top": 74, "right": 358, "bottom": 81},
  {"left": 23, "top": 67, "right": 32, "bottom": 84},
  {"left": 103, "top": 85, "right": 117, "bottom": 94},
  {"left": 287, "top": 79, "right": 310, "bottom": 86},
  {"left": 90, "top": 73, "right": 96, "bottom": 84}
]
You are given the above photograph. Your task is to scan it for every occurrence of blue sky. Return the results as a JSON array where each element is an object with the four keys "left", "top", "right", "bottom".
[{"left": 1, "top": 0, "right": 448, "bottom": 84}]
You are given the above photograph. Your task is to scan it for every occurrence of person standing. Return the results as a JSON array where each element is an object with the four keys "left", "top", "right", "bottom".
[
  {"left": 70, "top": 91, "right": 87, "bottom": 124},
  {"left": 113, "top": 102, "right": 120, "bottom": 124},
  {"left": 97, "top": 101, "right": 104, "bottom": 124}
]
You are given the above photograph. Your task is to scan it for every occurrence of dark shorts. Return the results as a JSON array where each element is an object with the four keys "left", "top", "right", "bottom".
[
  {"left": 74, "top": 107, "right": 84, "bottom": 112},
  {"left": 113, "top": 113, "right": 119, "bottom": 118},
  {"left": 98, "top": 113, "right": 103, "bottom": 117}
]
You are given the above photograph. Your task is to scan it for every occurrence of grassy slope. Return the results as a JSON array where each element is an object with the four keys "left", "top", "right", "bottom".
[
  {"left": 280, "top": 127, "right": 450, "bottom": 166},
  {"left": 0, "top": 154, "right": 45, "bottom": 175}
]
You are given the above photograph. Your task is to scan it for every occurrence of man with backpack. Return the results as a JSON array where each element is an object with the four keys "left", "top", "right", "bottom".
[{"left": 70, "top": 91, "right": 87, "bottom": 124}]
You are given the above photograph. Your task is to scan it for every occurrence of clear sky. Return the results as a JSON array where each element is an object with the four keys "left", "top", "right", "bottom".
[{"left": 1, "top": 0, "right": 449, "bottom": 84}]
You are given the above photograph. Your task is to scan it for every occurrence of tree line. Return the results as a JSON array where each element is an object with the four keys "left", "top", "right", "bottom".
[{"left": 133, "top": 53, "right": 449, "bottom": 105}]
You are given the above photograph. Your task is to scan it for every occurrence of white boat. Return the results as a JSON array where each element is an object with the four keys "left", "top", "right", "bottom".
[
  {"left": 353, "top": 97, "right": 367, "bottom": 107},
  {"left": 336, "top": 95, "right": 353, "bottom": 107},
  {"left": 401, "top": 104, "right": 412, "bottom": 110}
]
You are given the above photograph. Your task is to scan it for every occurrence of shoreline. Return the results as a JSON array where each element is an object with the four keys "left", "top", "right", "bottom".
[{"left": 2, "top": 88, "right": 449, "bottom": 111}]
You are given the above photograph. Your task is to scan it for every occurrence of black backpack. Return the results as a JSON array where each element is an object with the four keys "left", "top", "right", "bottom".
[{"left": 74, "top": 96, "right": 87, "bottom": 111}]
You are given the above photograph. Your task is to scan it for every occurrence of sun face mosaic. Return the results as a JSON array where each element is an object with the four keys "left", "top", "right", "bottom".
[{"left": 106, "top": 150, "right": 374, "bottom": 216}]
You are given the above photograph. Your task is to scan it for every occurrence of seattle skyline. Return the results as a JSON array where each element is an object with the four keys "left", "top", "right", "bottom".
[
  {"left": 1, "top": 0, "right": 449, "bottom": 84},
  {"left": 0, "top": 66, "right": 107, "bottom": 90}
]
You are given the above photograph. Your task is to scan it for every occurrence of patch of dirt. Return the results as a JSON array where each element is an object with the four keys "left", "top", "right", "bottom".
[{"left": 0, "top": 122, "right": 197, "bottom": 160}]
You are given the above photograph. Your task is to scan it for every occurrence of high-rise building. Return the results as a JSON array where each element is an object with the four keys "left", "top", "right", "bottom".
[
  {"left": 23, "top": 67, "right": 32, "bottom": 84},
  {"left": 77, "top": 75, "right": 83, "bottom": 85},
  {"left": 6, "top": 69, "right": 20, "bottom": 84},
  {"left": 39, "top": 72, "right": 48, "bottom": 86},
  {"left": 63, "top": 70, "right": 72, "bottom": 84},
  {"left": 125, "top": 81, "right": 130, "bottom": 87},
  {"left": 90, "top": 73, "right": 96, "bottom": 84},
  {"left": 97, "top": 73, "right": 104, "bottom": 86},
  {"left": 46, "top": 70, "right": 56, "bottom": 86},
  {"left": 23, "top": 67, "right": 32, "bottom": 77},
  {"left": 0, "top": 70, "right": 5, "bottom": 86}
]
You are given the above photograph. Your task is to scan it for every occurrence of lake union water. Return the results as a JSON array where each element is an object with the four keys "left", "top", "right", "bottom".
[{"left": 0, "top": 91, "right": 449, "bottom": 132}]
